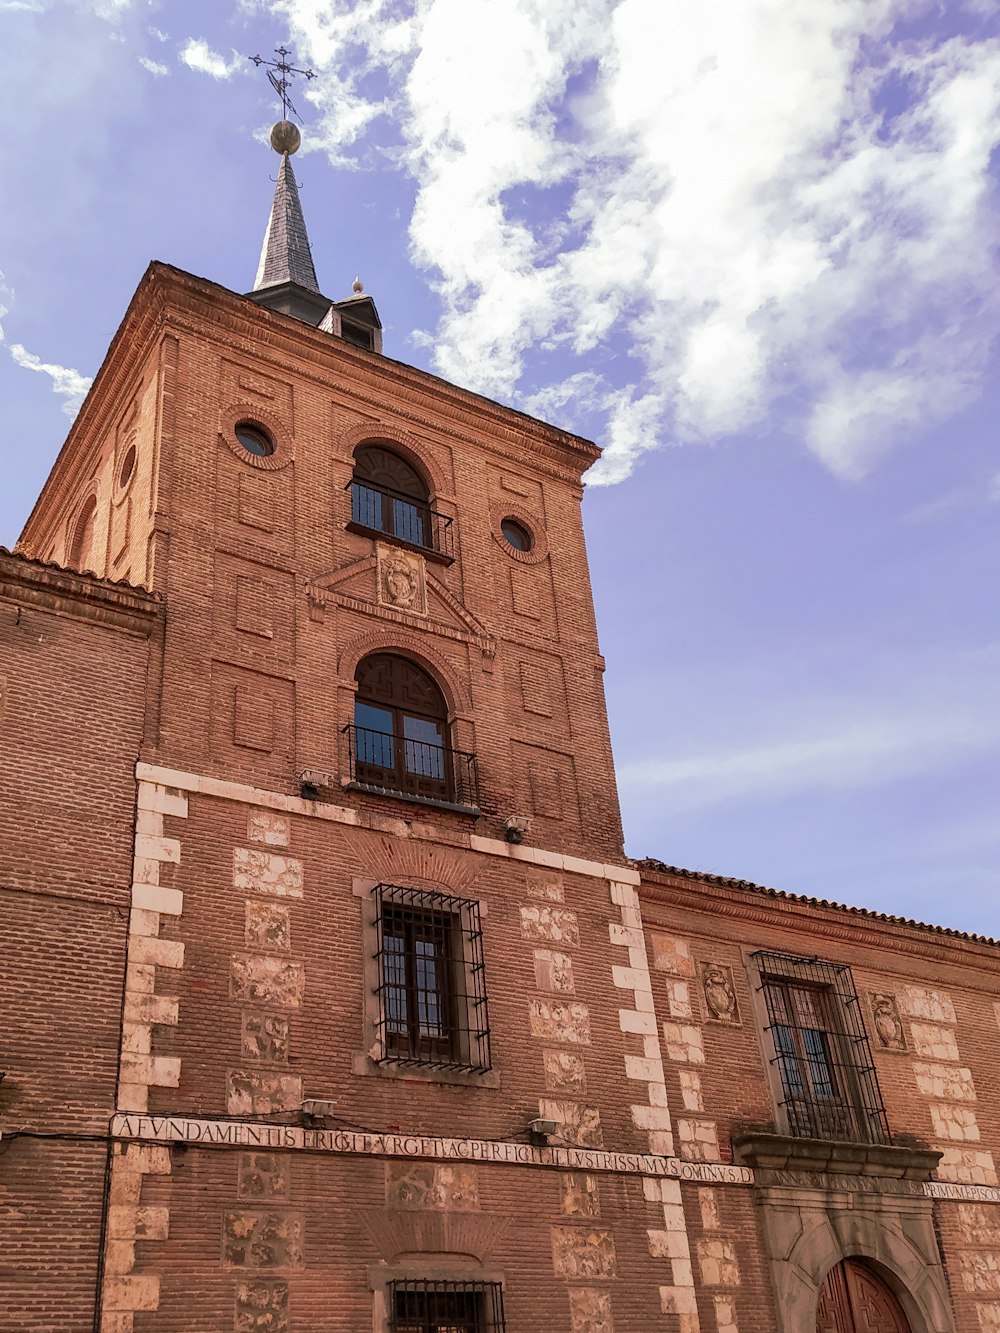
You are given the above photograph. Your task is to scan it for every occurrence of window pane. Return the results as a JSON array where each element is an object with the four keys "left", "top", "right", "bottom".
[
  {"left": 394, "top": 497, "right": 425, "bottom": 546},
  {"left": 403, "top": 714, "right": 445, "bottom": 779},
  {"left": 415, "top": 938, "right": 443, "bottom": 1036},
  {"left": 773, "top": 1022, "right": 805, "bottom": 1095},
  {"left": 352, "top": 480, "right": 384, "bottom": 530},
  {"left": 355, "top": 703, "right": 395, "bottom": 768},
  {"left": 384, "top": 933, "right": 408, "bottom": 1033},
  {"left": 803, "top": 1028, "right": 836, "bottom": 1098}
]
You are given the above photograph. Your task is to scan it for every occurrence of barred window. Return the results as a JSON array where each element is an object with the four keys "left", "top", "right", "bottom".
[
  {"left": 752, "top": 951, "right": 890, "bottom": 1145},
  {"left": 374, "top": 885, "right": 491, "bottom": 1074},
  {"left": 389, "top": 1280, "right": 506, "bottom": 1333}
]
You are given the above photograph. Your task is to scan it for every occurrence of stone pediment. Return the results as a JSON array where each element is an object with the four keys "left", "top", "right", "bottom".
[{"left": 306, "top": 554, "right": 496, "bottom": 665}]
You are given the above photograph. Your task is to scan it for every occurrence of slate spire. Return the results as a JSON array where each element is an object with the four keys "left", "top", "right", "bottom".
[{"left": 249, "top": 120, "right": 330, "bottom": 326}]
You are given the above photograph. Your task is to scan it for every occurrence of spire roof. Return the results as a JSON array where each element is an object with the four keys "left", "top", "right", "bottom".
[{"left": 253, "top": 151, "right": 320, "bottom": 294}]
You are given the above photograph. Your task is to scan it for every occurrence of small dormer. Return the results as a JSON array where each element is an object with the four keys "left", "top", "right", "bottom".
[{"left": 319, "top": 282, "right": 383, "bottom": 354}]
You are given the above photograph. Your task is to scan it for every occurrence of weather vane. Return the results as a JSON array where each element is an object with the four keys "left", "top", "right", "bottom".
[{"left": 249, "top": 45, "right": 316, "bottom": 124}]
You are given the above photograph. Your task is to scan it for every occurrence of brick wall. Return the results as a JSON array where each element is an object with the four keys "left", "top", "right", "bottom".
[{"left": 0, "top": 554, "right": 159, "bottom": 1330}]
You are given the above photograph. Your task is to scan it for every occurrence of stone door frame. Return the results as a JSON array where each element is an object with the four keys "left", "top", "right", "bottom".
[{"left": 752, "top": 1185, "right": 955, "bottom": 1333}]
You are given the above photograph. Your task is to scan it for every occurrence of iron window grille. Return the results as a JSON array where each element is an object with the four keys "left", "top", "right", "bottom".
[
  {"left": 344, "top": 722, "right": 480, "bottom": 810},
  {"left": 388, "top": 1279, "right": 506, "bottom": 1333},
  {"left": 752, "top": 951, "right": 890, "bottom": 1145},
  {"left": 373, "top": 885, "right": 491, "bottom": 1074},
  {"left": 348, "top": 478, "right": 455, "bottom": 561}
]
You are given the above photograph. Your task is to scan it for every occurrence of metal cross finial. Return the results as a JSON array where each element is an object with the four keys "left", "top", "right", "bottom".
[{"left": 249, "top": 44, "right": 316, "bottom": 123}]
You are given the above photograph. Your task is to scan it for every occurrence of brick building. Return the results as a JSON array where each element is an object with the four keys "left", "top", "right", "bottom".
[{"left": 3, "top": 119, "right": 1000, "bottom": 1333}]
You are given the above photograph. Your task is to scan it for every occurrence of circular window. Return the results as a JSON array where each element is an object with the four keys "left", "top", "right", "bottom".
[
  {"left": 117, "top": 443, "right": 137, "bottom": 489},
  {"left": 235, "top": 422, "right": 275, "bottom": 458},
  {"left": 501, "top": 518, "right": 533, "bottom": 552}
]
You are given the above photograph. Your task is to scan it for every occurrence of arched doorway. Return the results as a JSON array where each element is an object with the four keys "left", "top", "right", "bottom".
[{"left": 817, "top": 1259, "right": 911, "bottom": 1332}]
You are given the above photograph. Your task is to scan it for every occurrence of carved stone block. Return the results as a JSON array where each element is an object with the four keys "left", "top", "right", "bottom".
[
  {"left": 958, "top": 1204, "right": 1000, "bottom": 1247},
  {"left": 520, "top": 905, "right": 579, "bottom": 946},
  {"left": 248, "top": 812, "right": 290, "bottom": 847},
  {"left": 228, "top": 1071, "right": 302, "bottom": 1116},
  {"left": 222, "top": 1212, "right": 304, "bottom": 1270},
  {"left": 526, "top": 873, "right": 564, "bottom": 901},
  {"left": 930, "top": 1103, "right": 981, "bottom": 1142},
  {"left": 241, "top": 1012, "right": 290, "bottom": 1063},
  {"left": 551, "top": 1226, "right": 617, "bottom": 1279},
  {"left": 529, "top": 1000, "right": 591, "bottom": 1045},
  {"left": 234, "top": 849, "right": 303, "bottom": 899},
  {"left": 238, "top": 1154, "right": 291, "bottom": 1202},
  {"left": 540, "top": 1100, "right": 604, "bottom": 1148},
  {"left": 678, "top": 1119, "right": 721, "bottom": 1163},
  {"left": 913, "top": 1062, "right": 975, "bottom": 1102},
  {"left": 231, "top": 956, "right": 304, "bottom": 1008},
  {"left": 377, "top": 543, "right": 427, "bottom": 615},
  {"left": 679, "top": 1070, "right": 704, "bottom": 1112},
  {"left": 534, "top": 949, "right": 576, "bottom": 993},
  {"left": 561, "top": 1174, "right": 600, "bottom": 1218},
  {"left": 662, "top": 1023, "right": 704, "bottom": 1064},
  {"left": 568, "top": 1287, "right": 613, "bottom": 1333},
  {"left": 245, "top": 902, "right": 291, "bottom": 951},
  {"left": 543, "top": 1050, "right": 587, "bottom": 1094},
  {"left": 937, "top": 1148, "right": 998, "bottom": 1186},
  {"left": 910, "top": 1023, "right": 959, "bottom": 1062},
  {"left": 868, "top": 993, "right": 906, "bottom": 1051},
  {"left": 696, "top": 1237, "right": 740, "bottom": 1286},
  {"left": 900, "top": 986, "right": 956, "bottom": 1025},
  {"left": 234, "top": 1280, "right": 289, "bottom": 1332},
  {"left": 960, "top": 1251, "right": 1000, "bottom": 1294},
  {"left": 699, "top": 962, "right": 740, "bottom": 1025},
  {"left": 650, "top": 932, "right": 695, "bottom": 978},
  {"left": 386, "top": 1163, "right": 479, "bottom": 1211}
]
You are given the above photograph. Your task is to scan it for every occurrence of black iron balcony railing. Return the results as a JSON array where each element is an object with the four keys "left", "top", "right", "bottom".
[
  {"left": 347, "top": 479, "right": 455, "bottom": 561},
  {"left": 343, "top": 723, "right": 479, "bottom": 810}
]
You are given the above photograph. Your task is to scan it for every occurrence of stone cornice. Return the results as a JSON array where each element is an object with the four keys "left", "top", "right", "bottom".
[
  {"left": 732, "top": 1132, "right": 941, "bottom": 1182},
  {"left": 0, "top": 549, "right": 161, "bottom": 636},
  {"left": 637, "top": 866, "right": 1000, "bottom": 977}
]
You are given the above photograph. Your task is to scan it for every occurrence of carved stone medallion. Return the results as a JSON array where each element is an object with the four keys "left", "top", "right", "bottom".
[
  {"left": 869, "top": 992, "right": 906, "bottom": 1051},
  {"left": 699, "top": 961, "right": 740, "bottom": 1025},
  {"left": 377, "top": 543, "right": 427, "bottom": 616}
]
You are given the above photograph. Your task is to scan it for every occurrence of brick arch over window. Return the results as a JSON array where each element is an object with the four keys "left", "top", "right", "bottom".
[
  {"left": 336, "top": 422, "right": 451, "bottom": 502},
  {"left": 759, "top": 1196, "right": 955, "bottom": 1333},
  {"left": 338, "top": 630, "right": 473, "bottom": 719}
]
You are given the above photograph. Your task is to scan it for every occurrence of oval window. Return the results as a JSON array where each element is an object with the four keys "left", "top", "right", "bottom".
[
  {"left": 235, "top": 422, "right": 275, "bottom": 457},
  {"left": 501, "top": 517, "right": 532, "bottom": 552},
  {"left": 117, "top": 443, "right": 137, "bottom": 489}
]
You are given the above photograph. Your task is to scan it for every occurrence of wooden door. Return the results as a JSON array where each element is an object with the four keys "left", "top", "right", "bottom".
[{"left": 816, "top": 1260, "right": 911, "bottom": 1332}]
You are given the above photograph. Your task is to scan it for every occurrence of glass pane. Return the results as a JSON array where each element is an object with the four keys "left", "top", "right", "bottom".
[
  {"left": 355, "top": 703, "right": 395, "bottom": 769},
  {"left": 393, "top": 498, "right": 425, "bottom": 546},
  {"left": 403, "top": 715, "right": 445, "bottom": 778},
  {"left": 415, "top": 939, "right": 442, "bottom": 1036},
  {"left": 384, "top": 934, "right": 408, "bottom": 1033},
  {"left": 773, "top": 1023, "right": 805, "bottom": 1094},
  {"left": 352, "top": 481, "right": 384, "bottom": 531},
  {"left": 803, "top": 1028, "right": 836, "bottom": 1098}
]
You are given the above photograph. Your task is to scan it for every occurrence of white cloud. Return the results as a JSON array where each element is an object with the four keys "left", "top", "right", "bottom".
[
  {"left": 179, "top": 37, "right": 242, "bottom": 81},
  {"left": 7, "top": 344, "right": 92, "bottom": 418},
  {"left": 149, "top": 25, "right": 167, "bottom": 41},
  {"left": 274, "top": 0, "right": 1000, "bottom": 485},
  {"left": 139, "top": 55, "right": 169, "bottom": 77}
]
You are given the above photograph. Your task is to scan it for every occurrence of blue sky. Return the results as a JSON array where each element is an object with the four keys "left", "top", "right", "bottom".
[{"left": 2, "top": 0, "right": 998, "bottom": 935}]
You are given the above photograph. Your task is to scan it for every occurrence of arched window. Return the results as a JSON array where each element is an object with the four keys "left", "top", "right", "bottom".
[
  {"left": 351, "top": 445, "right": 429, "bottom": 549},
  {"left": 352, "top": 653, "right": 451, "bottom": 800},
  {"left": 68, "top": 495, "right": 97, "bottom": 571}
]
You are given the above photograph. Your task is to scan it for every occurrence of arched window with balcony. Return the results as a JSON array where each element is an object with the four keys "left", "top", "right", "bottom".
[
  {"left": 346, "top": 653, "right": 477, "bottom": 808},
  {"left": 348, "top": 444, "right": 454, "bottom": 561}
]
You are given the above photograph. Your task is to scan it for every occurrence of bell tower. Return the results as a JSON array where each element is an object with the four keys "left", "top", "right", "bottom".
[{"left": 13, "top": 96, "right": 652, "bottom": 1333}]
